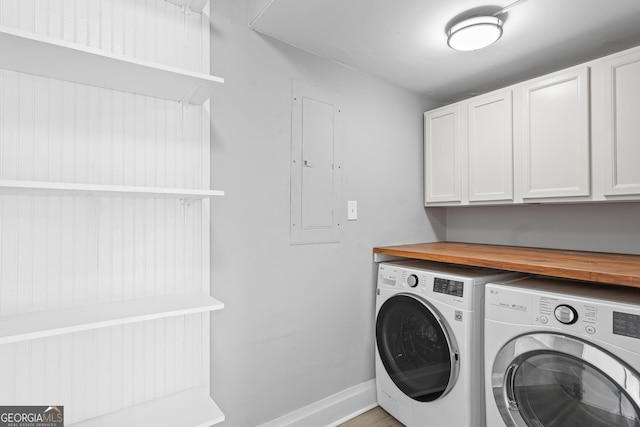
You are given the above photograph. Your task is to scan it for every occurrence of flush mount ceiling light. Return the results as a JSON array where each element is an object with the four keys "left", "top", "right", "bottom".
[{"left": 447, "top": 15, "right": 504, "bottom": 51}]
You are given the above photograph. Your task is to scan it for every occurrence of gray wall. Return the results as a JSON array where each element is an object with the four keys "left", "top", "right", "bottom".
[
  {"left": 446, "top": 202, "right": 640, "bottom": 255},
  {"left": 207, "top": 3, "right": 640, "bottom": 426},
  {"left": 208, "top": 4, "right": 443, "bottom": 426}
]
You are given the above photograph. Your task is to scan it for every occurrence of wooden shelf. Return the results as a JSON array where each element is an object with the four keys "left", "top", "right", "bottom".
[
  {"left": 373, "top": 241, "right": 640, "bottom": 288},
  {"left": 165, "top": 0, "right": 209, "bottom": 14},
  {"left": 0, "top": 292, "right": 224, "bottom": 345},
  {"left": 70, "top": 386, "right": 224, "bottom": 427},
  {"left": 0, "top": 25, "right": 223, "bottom": 104},
  {"left": 0, "top": 180, "right": 224, "bottom": 200}
]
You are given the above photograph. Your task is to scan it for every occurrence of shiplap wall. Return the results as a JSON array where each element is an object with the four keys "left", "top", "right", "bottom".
[
  {"left": 0, "top": 0, "right": 212, "bottom": 424},
  {"left": 0, "top": 0, "right": 207, "bottom": 71},
  {"left": 0, "top": 318, "right": 204, "bottom": 422}
]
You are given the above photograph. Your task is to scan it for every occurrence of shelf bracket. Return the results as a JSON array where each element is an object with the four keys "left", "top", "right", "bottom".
[
  {"left": 178, "top": 101, "right": 186, "bottom": 141},
  {"left": 182, "top": 6, "right": 191, "bottom": 47}
]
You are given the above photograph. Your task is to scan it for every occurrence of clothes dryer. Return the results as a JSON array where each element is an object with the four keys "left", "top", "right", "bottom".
[
  {"left": 375, "top": 260, "right": 522, "bottom": 427},
  {"left": 485, "top": 276, "right": 640, "bottom": 427}
]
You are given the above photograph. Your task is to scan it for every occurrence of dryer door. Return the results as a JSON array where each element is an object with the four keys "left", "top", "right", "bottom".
[
  {"left": 491, "top": 333, "right": 640, "bottom": 427},
  {"left": 376, "top": 294, "right": 459, "bottom": 402}
]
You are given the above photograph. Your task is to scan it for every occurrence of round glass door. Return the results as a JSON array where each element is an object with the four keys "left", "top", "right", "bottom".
[
  {"left": 492, "top": 333, "right": 640, "bottom": 427},
  {"left": 376, "top": 294, "right": 458, "bottom": 402}
]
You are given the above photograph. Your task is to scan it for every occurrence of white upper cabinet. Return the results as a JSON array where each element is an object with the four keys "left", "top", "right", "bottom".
[
  {"left": 518, "top": 67, "right": 591, "bottom": 200},
  {"left": 423, "top": 44, "right": 640, "bottom": 207},
  {"left": 592, "top": 47, "right": 640, "bottom": 199},
  {"left": 467, "top": 90, "right": 514, "bottom": 203},
  {"left": 423, "top": 90, "right": 513, "bottom": 206},
  {"left": 424, "top": 104, "right": 463, "bottom": 204}
]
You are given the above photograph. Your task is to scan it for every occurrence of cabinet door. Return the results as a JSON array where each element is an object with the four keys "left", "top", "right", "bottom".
[
  {"left": 594, "top": 49, "right": 640, "bottom": 197},
  {"left": 424, "top": 104, "right": 462, "bottom": 204},
  {"left": 467, "top": 90, "right": 513, "bottom": 202},
  {"left": 519, "top": 67, "right": 590, "bottom": 199}
]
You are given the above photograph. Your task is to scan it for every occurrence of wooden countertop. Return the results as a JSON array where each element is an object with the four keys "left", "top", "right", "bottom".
[{"left": 373, "top": 242, "right": 640, "bottom": 289}]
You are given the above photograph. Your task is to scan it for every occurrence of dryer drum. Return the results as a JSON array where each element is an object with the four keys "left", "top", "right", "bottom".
[
  {"left": 492, "top": 333, "right": 640, "bottom": 427},
  {"left": 376, "top": 294, "right": 459, "bottom": 402}
]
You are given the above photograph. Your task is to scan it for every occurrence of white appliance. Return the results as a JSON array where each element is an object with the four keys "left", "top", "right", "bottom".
[
  {"left": 485, "top": 276, "right": 640, "bottom": 427},
  {"left": 375, "top": 260, "right": 522, "bottom": 427}
]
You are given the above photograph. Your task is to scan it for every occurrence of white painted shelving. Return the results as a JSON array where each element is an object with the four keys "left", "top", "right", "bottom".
[
  {"left": 0, "top": 180, "right": 224, "bottom": 200},
  {"left": 70, "top": 387, "right": 225, "bottom": 427},
  {"left": 0, "top": 25, "right": 223, "bottom": 105},
  {"left": 0, "top": 292, "right": 224, "bottom": 345},
  {"left": 0, "top": 1, "right": 224, "bottom": 425}
]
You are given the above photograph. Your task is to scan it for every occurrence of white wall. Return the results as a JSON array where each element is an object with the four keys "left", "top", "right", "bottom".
[
  {"left": 207, "top": 4, "right": 444, "bottom": 426},
  {"left": 446, "top": 202, "right": 640, "bottom": 255}
]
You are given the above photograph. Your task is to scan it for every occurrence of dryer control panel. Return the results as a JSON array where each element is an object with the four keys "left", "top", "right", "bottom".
[
  {"left": 613, "top": 312, "right": 640, "bottom": 340},
  {"left": 485, "top": 284, "right": 600, "bottom": 335},
  {"left": 536, "top": 296, "right": 598, "bottom": 330},
  {"left": 486, "top": 278, "right": 640, "bottom": 349}
]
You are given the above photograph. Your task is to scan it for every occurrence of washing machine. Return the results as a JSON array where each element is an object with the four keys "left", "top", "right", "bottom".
[
  {"left": 375, "top": 259, "right": 523, "bottom": 427},
  {"left": 485, "top": 276, "right": 640, "bottom": 427}
]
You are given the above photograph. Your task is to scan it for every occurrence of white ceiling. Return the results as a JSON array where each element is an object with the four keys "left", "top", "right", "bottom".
[{"left": 249, "top": 0, "right": 640, "bottom": 103}]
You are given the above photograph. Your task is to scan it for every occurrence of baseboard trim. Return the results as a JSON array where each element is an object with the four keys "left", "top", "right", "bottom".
[
  {"left": 327, "top": 401, "right": 378, "bottom": 427},
  {"left": 258, "top": 379, "right": 377, "bottom": 427}
]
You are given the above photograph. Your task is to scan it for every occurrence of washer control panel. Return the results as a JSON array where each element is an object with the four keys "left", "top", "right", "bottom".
[
  {"left": 407, "top": 274, "right": 419, "bottom": 288},
  {"left": 376, "top": 262, "right": 480, "bottom": 309},
  {"left": 433, "top": 277, "right": 464, "bottom": 297}
]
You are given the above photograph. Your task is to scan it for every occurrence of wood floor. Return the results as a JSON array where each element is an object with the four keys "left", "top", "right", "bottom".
[{"left": 338, "top": 406, "right": 404, "bottom": 427}]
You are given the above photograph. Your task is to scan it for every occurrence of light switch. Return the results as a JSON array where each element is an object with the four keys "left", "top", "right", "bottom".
[{"left": 347, "top": 200, "right": 358, "bottom": 220}]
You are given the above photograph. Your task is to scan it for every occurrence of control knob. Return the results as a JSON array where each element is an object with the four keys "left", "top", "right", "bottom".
[
  {"left": 407, "top": 274, "right": 419, "bottom": 288},
  {"left": 554, "top": 304, "right": 578, "bottom": 325}
]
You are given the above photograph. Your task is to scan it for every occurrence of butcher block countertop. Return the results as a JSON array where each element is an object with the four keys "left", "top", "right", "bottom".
[{"left": 373, "top": 242, "right": 640, "bottom": 289}]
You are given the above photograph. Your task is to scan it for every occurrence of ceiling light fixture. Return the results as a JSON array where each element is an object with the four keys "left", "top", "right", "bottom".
[
  {"left": 446, "top": 0, "right": 528, "bottom": 51},
  {"left": 447, "top": 15, "right": 503, "bottom": 51}
]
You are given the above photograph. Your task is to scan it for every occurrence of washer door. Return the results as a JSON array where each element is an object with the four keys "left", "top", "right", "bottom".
[
  {"left": 376, "top": 294, "right": 459, "bottom": 402},
  {"left": 492, "top": 333, "right": 640, "bottom": 427}
]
